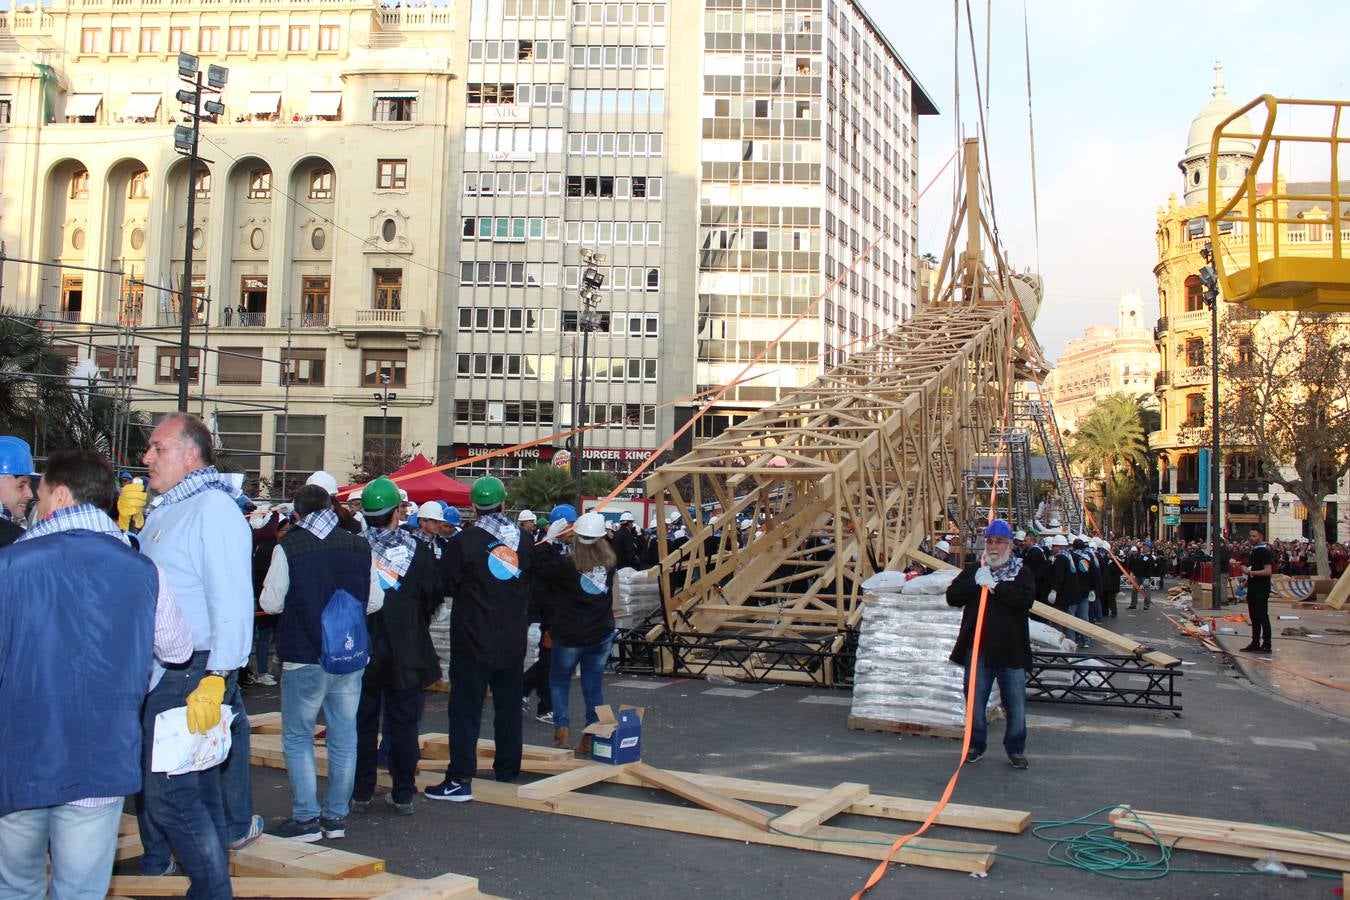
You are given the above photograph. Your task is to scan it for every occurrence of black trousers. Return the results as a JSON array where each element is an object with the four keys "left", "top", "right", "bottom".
[
  {"left": 523, "top": 643, "right": 552, "bottom": 714},
  {"left": 1247, "top": 583, "right": 1272, "bottom": 648},
  {"left": 447, "top": 657, "right": 523, "bottom": 784},
  {"left": 1102, "top": 583, "right": 1118, "bottom": 617},
  {"left": 355, "top": 683, "right": 423, "bottom": 804}
]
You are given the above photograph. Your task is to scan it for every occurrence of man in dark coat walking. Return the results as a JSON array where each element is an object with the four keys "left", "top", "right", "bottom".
[{"left": 947, "top": 519, "right": 1036, "bottom": 770}]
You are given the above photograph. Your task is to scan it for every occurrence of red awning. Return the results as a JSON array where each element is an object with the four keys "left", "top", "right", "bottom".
[{"left": 341, "top": 453, "right": 472, "bottom": 507}]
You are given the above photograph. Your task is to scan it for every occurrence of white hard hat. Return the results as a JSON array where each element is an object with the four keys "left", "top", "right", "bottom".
[
  {"left": 517, "top": 509, "right": 536, "bottom": 523},
  {"left": 406, "top": 501, "right": 420, "bottom": 516},
  {"left": 419, "top": 502, "right": 445, "bottom": 523},
  {"left": 305, "top": 470, "right": 339, "bottom": 496},
  {"left": 1014, "top": 529, "right": 1027, "bottom": 541},
  {"left": 606, "top": 520, "right": 619, "bottom": 532},
  {"left": 1051, "top": 534, "right": 1069, "bottom": 547},
  {"left": 936, "top": 540, "right": 951, "bottom": 553},
  {"left": 575, "top": 511, "right": 607, "bottom": 542},
  {"left": 665, "top": 510, "right": 681, "bottom": 525},
  {"left": 398, "top": 489, "right": 409, "bottom": 503},
  {"left": 619, "top": 511, "right": 634, "bottom": 523},
  {"left": 738, "top": 519, "right": 752, "bottom": 531}
]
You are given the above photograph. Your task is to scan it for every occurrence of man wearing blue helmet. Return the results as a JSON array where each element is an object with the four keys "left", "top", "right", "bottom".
[
  {"left": 0, "top": 436, "right": 35, "bottom": 547},
  {"left": 946, "top": 519, "right": 1035, "bottom": 771}
]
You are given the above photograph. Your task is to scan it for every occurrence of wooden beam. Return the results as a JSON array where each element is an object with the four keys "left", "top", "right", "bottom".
[
  {"left": 106, "top": 875, "right": 423, "bottom": 899},
  {"left": 369, "top": 872, "right": 483, "bottom": 898},
  {"left": 517, "top": 764, "right": 628, "bottom": 801},
  {"left": 1110, "top": 807, "right": 1350, "bottom": 862},
  {"left": 1114, "top": 830, "right": 1348, "bottom": 873},
  {"left": 627, "top": 762, "right": 774, "bottom": 831},
  {"left": 771, "top": 782, "right": 871, "bottom": 836},
  {"left": 230, "top": 835, "right": 386, "bottom": 879},
  {"left": 1326, "top": 564, "right": 1350, "bottom": 609},
  {"left": 1032, "top": 602, "right": 1181, "bottom": 668}
]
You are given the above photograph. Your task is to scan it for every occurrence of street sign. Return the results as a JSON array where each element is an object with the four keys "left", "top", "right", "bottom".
[
  {"left": 1163, "top": 504, "right": 1181, "bottom": 516},
  {"left": 1163, "top": 515, "right": 1181, "bottom": 525},
  {"left": 1164, "top": 495, "right": 1181, "bottom": 506}
]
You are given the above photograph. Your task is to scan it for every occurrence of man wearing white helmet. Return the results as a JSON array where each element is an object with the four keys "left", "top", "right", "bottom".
[
  {"left": 517, "top": 509, "right": 538, "bottom": 542},
  {"left": 1046, "top": 534, "right": 1088, "bottom": 646},
  {"left": 1094, "top": 538, "right": 1122, "bottom": 618},
  {"left": 414, "top": 501, "right": 447, "bottom": 559},
  {"left": 612, "top": 511, "right": 642, "bottom": 569},
  {"left": 306, "top": 470, "right": 362, "bottom": 535}
]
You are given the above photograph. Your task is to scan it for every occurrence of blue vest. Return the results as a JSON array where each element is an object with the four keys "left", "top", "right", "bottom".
[
  {"left": 275, "top": 526, "right": 372, "bottom": 664},
  {"left": 0, "top": 531, "right": 157, "bottom": 816}
]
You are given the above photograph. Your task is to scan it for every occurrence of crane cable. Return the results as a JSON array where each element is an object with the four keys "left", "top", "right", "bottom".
[{"left": 1022, "top": 0, "right": 1043, "bottom": 275}]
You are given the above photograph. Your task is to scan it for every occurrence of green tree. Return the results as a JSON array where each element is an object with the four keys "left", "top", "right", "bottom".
[
  {"left": 0, "top": 312, "right": 150, "bottom": 465},
  {"left": 508, "top": 463, "right": 576, "bottom": 511},
  {"left": 580, "top": 470, "right": 620, "bottom": 499},
  {"left": 1070, "top": 393, "right": 1152, "bottom": 534},
  {"left": 1215, "top": 311, "right": 1350, "bottom": 577}
]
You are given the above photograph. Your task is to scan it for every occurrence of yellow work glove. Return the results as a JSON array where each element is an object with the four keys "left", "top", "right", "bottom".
[
  {"left": 117, "top": 479, "right": 148, "bottom": 531},
  {"left": 185, "top": 674, "right": 226, "bottom": 734}
]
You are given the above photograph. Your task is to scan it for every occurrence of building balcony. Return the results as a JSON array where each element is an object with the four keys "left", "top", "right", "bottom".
[
  {"left": 1226, "top": 478, "right": 1267, "bottom": 495},
  {"left": 300, "top": 312, "right": 330, "bottom": 328},
  {"left": 1154, "top": 316, "right": 1169, "bottom": 341},
  {"left": 1154, "top": 370, "right": 1171, "bottom": 392},
  {"left": 1173, "top": 365, "right": 1209, "bottom": 387},
  {"left": 336, "top": 307, "right": 426, "bottom": 348},
  {"left": 1171, "top": 309, "right": 1209, "bottom": 331}
]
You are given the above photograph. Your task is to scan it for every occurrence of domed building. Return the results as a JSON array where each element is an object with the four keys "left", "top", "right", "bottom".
[{"left": 1150, "top": 61, "right": 1349, "bottom": 544}]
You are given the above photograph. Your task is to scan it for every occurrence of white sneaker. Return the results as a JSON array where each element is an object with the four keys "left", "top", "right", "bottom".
[{"left": 255, "top": 673, "right": 277, "bottom": 686}]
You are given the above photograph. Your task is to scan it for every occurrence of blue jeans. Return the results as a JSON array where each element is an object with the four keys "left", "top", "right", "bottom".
[
  {"left": 549, "top": 634, "right": 614, "bottom": 731},
  {"left": 281, "top": 664, "right": 362, "bottom": 822},
  {"left": 136, "top": 653, "right": 232, "bottom": 899},
  {"left": 1067, "top": 598, "right": 1092, "bottom": 647},
  {"left": 253, "top": 619, "right": 276, "bottom": 676},
  {"left": 0, "top": 802, "right": 121, "bottom": 900},
  {"left": 962, "top": 654, "right": 1027, "bottom": 758}
]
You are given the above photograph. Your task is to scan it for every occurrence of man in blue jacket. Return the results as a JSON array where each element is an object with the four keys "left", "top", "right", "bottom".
[{"left": 0, "top": 449, "right": 193, "bottom": 899}]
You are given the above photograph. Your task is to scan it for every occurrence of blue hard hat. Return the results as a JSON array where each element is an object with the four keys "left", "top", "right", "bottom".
[
  {"left": 550, "top": 503, "right": 577, "bottom": 524},
  {"left": 443, "top": 503, "right": 462, "bottom": 526},
  {"left": 0, "top": 437, "right": 34, "bottom": 477},
  {"left": 983, "top": 518, "right": 1014, "bottom": 540},
  {"left": 119, "top": 471, "right": 133, "bottom": 481}
]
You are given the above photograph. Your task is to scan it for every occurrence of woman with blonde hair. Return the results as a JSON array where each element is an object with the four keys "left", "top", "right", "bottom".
[{"left": 536, "top": 511, "right": 617, "bottom": 752}]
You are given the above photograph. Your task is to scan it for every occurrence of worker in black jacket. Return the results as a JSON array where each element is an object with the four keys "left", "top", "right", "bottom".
[
  {"left": 425, "top": 477, "right": 532, "bottom": 803},
  {"left": 351, "top": 483, "right": 443, "bottom": 817},
  {"left": 612, "top": 512, "right": 643, "bottom": 570},
  {"left": 1096, "top": 539, "right": 1122, "bottom": 618},
  {"left": 947, "top": 519, "right": 1035, "bottom": 770}
]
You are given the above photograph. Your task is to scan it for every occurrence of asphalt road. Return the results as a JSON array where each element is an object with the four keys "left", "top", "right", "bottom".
[{"left": 234, "top": 594, "right": 1346, "bottom": 899}]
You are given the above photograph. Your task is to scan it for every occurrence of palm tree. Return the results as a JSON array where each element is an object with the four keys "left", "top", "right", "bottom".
[
  {"left": 0, "top": 313, "right": 79, "bottom": 456},
  {"left": 1070, "top": 393, "right": 1151, "bottom": 533}
]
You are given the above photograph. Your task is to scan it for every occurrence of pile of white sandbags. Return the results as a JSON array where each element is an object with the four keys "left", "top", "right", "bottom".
[
  {"left": 849, "top": 568, "right": 1001, "bottom": 734},
  {"left": 614, "top": 566, "right": 662, "bottom": 628}
]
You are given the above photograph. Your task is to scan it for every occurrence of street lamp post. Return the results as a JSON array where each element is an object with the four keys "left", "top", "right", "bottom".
[
  {"left": 171, "top": 52, "right": 226, "bottom": 412},
  {"left": 1199, "top": 243, "right": 1224, "bottom": 611},
  {"left": 574, "top": 248, "right": 607, "bottom": 507},
  {"left": 373, "top": 372, "right": 397, "bottom": 474}
]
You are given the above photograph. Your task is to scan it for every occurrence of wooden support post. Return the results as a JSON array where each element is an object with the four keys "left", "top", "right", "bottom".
[
  {"left": 627, "top": 762, "right": 774, "bottom": 831},
  {"left": 1032, "top": 601, "right": 1181, "bottom": 668},
  {"left": 517, "top": 764, "right": 628, "bottom": 801},
  {"left": 771, "top": 782, "right": 871, "bottom": 836}
]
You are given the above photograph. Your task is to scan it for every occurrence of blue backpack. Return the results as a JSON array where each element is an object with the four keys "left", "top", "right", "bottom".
[{"left": 320, "top": 589, "right": 369, "bottom": 674}]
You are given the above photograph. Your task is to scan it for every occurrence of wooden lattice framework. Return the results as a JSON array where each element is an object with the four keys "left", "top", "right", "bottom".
[{"left": 643, "top": 140, "right": 1044, "bottom": 683}]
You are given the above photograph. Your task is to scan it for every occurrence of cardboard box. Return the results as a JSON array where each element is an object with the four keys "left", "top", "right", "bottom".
[{"left": 584, "top": 704, "right": 644, "bottom": 764}]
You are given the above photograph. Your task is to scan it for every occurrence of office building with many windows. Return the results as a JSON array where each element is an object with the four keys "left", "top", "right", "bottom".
[{"left": 2, "top": 0, "right": 934, "bottom": 490}]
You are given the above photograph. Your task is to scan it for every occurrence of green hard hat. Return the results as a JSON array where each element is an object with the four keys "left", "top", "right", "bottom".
[
  {"left": 361, "top": 476, "right": 401, "bottom": 514},
  {"left": 471, "top": 475, "right": 507, "bottom": 508}
]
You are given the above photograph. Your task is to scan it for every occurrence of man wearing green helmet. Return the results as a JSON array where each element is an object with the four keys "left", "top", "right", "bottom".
[
  {"left": 424, "top": 476, "right": 533, "bottom": 803},
  {"left": 350, "top": 476, "right": 443, "bottom": 817}
]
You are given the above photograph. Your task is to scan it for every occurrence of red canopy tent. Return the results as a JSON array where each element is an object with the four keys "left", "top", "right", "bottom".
[{"left": 341, "top": 454, "right": 472, "bottom": 507}]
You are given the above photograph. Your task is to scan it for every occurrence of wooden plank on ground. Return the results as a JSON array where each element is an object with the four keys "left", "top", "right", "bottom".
[
  {"left": 517, "top": 764, "right": 627, "bottom": 801},
  {"left": 515, "top": 757, "right": 1029, "bottom": 834},
  {"left": 1110, "top": 807, "right": 1350, "bottom": 867},
  {"left": 231, "top": 834, "right": 386, "bottom": 878},
  {"left": 369, "top": 872, "right": 482, "bottom": 898},
  {"left": 1032, "top": 601, "right": 1181, "bottom": 668},
  {"left": 248, "top": 711, "right": 283, "bottom": 733},
  {"left": 772, "top": 782, "right": 871, "bottom": 836},
  {"left": 417, "top": 733, "right": 572, "bottom": 762},
  {"left": 107, "top": 875, "right": 415, "bottom": 898},
  {"left": 1114, "top": 830, "right": 1349, "bottom": 872},
  {"left": 626, "top": 763, "right": 772, "bottom": 832}
]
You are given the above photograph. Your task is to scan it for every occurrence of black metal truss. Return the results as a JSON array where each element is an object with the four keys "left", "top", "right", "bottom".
[
  {"left": 1026, "top": 652, "right": 1182, "bottom": 711},
  {"left": 612, "top": 625, "right": 858, "bottom": 688}
]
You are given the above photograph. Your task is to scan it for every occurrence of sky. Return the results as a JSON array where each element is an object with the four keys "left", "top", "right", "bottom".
[{"left": 865, "top": 0, "right": 1350, "bottom": 363}]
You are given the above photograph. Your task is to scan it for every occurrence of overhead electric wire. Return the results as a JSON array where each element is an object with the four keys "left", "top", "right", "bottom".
[{"left": 1022, "top": 0, "right": 1043, "bottom": 274}]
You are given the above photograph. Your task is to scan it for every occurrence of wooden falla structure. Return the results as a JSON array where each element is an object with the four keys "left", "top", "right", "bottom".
[{"left": 634, "top": 139, "right": 1047, "bottom": 685}]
